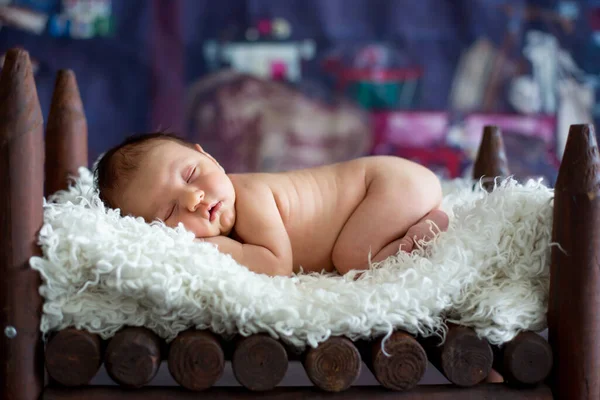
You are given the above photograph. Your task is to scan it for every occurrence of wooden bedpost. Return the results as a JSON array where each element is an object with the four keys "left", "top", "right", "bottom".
[
  {"left": 473, "top": 125, "right": 510, "bottom": 190},
  {"left": 548, "top": 123, "right": 600, "bottom": 399},
  {"left": 0, "top": 48, "right": 45, "bottom": 400},
  {"left": 45, "top": 69, "right": 88, "bottom": 196}
]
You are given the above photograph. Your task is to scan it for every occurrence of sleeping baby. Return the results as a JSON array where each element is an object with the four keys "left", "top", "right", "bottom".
[{"left": 94, "top": 132, "right": 449, "bottom": 276}]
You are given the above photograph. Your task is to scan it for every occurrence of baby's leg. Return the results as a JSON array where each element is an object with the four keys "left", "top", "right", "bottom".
[{"left": 332, "top": 174, "right": 447, "bottom": 275}]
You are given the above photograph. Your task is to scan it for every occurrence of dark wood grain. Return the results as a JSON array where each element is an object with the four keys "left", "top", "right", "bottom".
[
  {"left": 302, "top": 336, "right": 362, "bottom": 392},
  {"left": 472, "top": 125, "right": 510, "bottom": 190},
  {"left": 231, "top": 334, "right": 288, "bottom": 391},
  {"left": 548, "top": 123, "right": 600, "bottom": 399},
  {"left": 492, "top": 331, "right": 552, "bottom": 386},
  {"left": 45, "top": 69, "right": 88, "bottom": 196},
  {"left": 104, "top": 327, "right": 162, "bottom": 388},
  {"left": 42, "top": 383, "right": 554, "bottom": 400},
  {"left": 421, "top": 325, "right": 493, "bottom": 387},
  {"left": 167, "top": 330, "right": 225, "bottom": 391},
  {"left": 0, "top": 47, "right": 45, "bottom": 400},
  {"left": 361, "top": 331, "right": 427, "bottom": 391},
  {"left": 45, "top": 328, "right": 103, "bottom": 386}
]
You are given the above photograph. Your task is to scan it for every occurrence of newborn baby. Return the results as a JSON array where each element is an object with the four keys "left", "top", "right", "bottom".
[{"left": 95, "top": 133, "right": 449, "bottom": 276}]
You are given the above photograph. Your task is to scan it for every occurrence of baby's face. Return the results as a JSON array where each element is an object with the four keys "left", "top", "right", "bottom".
[{"left": 118, "top": 140, "right": 236, "bottom": 238}]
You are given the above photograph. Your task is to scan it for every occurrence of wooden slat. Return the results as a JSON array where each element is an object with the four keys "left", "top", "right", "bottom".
[
  {"left": 231, "top": 334, "right": 288, "bottom": 391},
  {"left": 421, "top": 325, "right": 493, "bottom": 387},
  {"left": 42, "top": 384, "right": 554, "bottom": 400},
  {"left": 0, "top": 47, "right": 45, "bottom": 400},
  {"left": 167, "top": 330, "right": 225, "bottom": 391},
  {"left": 360, "top": 331, "right": 427, "bottom": 391},
  {"left": 548, "top": 123, "right": 600, "bottom": 399},
  {"left": 492, "top": 331, "right": 552, "bottom": 386},
  {"left": 45, "top": 328, "right": 103, "bottom": 386},
  {"left": 104, "top": 327, "right": 162, "bottom": 388},
  {"left": 302, "top": 336, "right": 362, "bottom": 392}
]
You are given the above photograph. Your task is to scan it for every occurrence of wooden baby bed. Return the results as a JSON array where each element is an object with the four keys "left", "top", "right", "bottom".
[{"left": 0, "top": 48, "right": 594, "bottom": 400}]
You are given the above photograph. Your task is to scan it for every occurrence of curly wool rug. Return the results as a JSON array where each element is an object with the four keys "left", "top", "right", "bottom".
[{"left": 30, "top": 168, "right": 554, "bottom": 350}]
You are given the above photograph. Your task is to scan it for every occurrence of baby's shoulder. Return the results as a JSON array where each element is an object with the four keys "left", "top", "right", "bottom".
[{"left": 230, "top": 173, "right": 275, "bottom": 195}]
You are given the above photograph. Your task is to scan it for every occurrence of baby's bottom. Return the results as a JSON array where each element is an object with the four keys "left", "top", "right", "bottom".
[{"left": 331, "top": 178, "right": 449, "bottom": 275}]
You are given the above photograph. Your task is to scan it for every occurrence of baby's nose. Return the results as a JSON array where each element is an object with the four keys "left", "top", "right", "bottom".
[{"left": 184, "top": 189, "right": 204, "bottom": 212}]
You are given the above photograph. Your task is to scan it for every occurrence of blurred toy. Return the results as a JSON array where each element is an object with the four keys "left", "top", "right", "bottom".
[
  {"left": 371, "top": 111, "right": 449, "bottom": 150},
  {"left": 449, "top": 38, "right": 497, "bottom": 112},
  {"left": 508, "top": 30, "right": 594, "bottom": 159},
  {"left": 448, "top": 113, "right": 556, "bottom": 159},
  {"left": 0, "top": 0, "right": 112, "bottom": 38},
  {"left": 322, "top": 43, "right": 422, "bottom": 110},
  {"left": 185, "top": 71, "right": 372, "bottom": 173},
  {"left": 450, "top": 3, "right": 577, "bottom": 113},
  {"left": 48, "top": 0, "right": 113, "bottom": 39},
  {"left": 0, "top": 2, "right": 48, "bottom": 34},
  {"left": 203, "top": 17, "right": 315, "bottom": 83}
]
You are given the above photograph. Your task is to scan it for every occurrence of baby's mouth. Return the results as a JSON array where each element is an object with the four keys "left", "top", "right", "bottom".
[{"left": 208, "top": 201, "right": 222, "bottom": 222}]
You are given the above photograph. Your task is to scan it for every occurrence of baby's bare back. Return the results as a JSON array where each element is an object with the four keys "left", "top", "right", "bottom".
[
  {"left": 230, "top": 156, "right": 441, "bottom": 274},
  {"left": 232, "top": 158, "right": 369, "bottom": 273}
]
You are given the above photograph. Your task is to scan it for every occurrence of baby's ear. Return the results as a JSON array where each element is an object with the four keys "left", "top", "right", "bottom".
[{"left": 194, "top": 144, "right": 225, "bottom": 172}]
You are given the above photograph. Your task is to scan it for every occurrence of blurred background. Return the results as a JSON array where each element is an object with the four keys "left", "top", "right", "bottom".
[{"left": 1, "top": 0, "right": 598, "bottom": 186}]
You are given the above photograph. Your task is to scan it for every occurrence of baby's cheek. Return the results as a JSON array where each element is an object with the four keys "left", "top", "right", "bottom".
[{"left": 181, "top": 215, "right": 209, "bottom": 237}]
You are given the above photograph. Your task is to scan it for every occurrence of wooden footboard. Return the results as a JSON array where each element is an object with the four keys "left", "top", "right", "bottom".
[{"left": 1, "top": 47, "right": 598, "bottom": 399}]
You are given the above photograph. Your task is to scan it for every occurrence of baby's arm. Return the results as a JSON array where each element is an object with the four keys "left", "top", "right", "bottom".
[{"left": 204, "top": 182, "right": 293, "bottom": 277}]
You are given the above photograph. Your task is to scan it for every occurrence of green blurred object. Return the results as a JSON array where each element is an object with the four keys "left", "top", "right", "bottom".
[
  {"left": 347, "top": 78, "right": 421, "bottom": 110},
  {"left": 94, "top": 15, "right": 115, "bottom": 37}
]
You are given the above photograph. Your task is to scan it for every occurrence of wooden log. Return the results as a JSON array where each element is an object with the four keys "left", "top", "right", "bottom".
[
  {"left": 42, "top": 383, "right": 554, "bottom": 400},
  {"left": 421, "top": 324, "right": 493, "bottom": 387},
  {"left": 45, "top": 328, "right": 103, "bottom": 386},
  {"left": 360, "top": 331, "right": 427, "bottom": 391},
  {"left": 0, "top": 48, "right": 45, "bottom": 400},
  {"left": 302, "top": 336, "right": 362, "bottom": 392},
  {"left": 167, "top": 330, "right": 224, "bottom": 391},
  {"left": 104, "top": 327, "right": 162, "bottom": 388},
  {"left": 472, "top": 125, "right": 510, "bottom": 191},
  {"left": 492, "top": 331, "right": 552, "bottom": 386},
  {"left": 231, "top": 333, "right": 288, "bottom": 391},
  {"left": 45, "top": 69, "right": 88, "bottom": 196},
  {"left": 548, "top": 123, "right": 600, "bottom": 399}
]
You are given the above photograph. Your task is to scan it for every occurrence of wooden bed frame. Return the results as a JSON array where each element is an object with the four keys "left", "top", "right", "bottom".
[{"left": 0, "top": 48, "right": 595, "bottom": 400}]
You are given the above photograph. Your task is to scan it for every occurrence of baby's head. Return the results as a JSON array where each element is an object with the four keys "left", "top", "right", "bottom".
[{"left": 94, "top": 132, "right": 236, "bottom": 238}]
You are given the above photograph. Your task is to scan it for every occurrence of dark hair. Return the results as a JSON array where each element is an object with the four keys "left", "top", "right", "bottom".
[{"left": 93, "top": 132, "right": 193, "bottom": 209}]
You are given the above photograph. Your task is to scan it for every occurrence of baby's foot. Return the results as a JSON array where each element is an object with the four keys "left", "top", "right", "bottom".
[
  {"left": 397, "top": 209, "right": 449, "bottom": 253},
  {"left": 370, "top": 209, "right": 449, "bottom": 264}
]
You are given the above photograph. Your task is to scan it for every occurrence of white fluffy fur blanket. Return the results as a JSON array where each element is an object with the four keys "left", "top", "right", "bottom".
[{"left": 29, "top": 168, "right": 553, "bottom": 350}]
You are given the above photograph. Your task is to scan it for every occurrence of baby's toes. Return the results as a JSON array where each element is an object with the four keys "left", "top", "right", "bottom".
[
  {"left": 405, "top": 222, "right": 434, "bottom": 244},
  {"left": 397, "top": 236, "right": 414, "bottom": 253}
]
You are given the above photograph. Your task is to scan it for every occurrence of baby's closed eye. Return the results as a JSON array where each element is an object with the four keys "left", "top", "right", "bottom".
[{"left": 185, "top": 166, "right": 196, "bottom": 182}]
